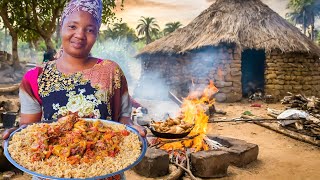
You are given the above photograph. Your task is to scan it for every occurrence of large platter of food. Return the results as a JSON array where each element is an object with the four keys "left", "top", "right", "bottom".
[{"left": 4, "top": 114, "right": 147, "bottom": 179}]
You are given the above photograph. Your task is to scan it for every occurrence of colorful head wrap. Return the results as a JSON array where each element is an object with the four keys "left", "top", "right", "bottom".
[{"left": 61, "top": 0, "right": 102, "bottom": 28}]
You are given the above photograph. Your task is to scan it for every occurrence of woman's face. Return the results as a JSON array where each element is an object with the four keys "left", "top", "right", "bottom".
[{"left": 60, "top": 11, "right": 98, "bottom": 58}]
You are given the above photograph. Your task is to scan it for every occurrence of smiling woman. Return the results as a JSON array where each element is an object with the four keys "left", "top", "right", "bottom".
[
  {"left": 2, "top": 0, "right": 146, "bottom": 179},
  {"left": 60, "top": 11, "right": 98, "bottom": 59}
]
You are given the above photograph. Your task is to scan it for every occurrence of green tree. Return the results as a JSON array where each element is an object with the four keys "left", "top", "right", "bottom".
[
  {"left": 163, "top": 21, "right": 182, "bottom": 35},
  {"left": 99, "top": 23, "right": 137, "bottom": 41},
  {"left": 286, "top": 0, "right": 320, "bottom": 40},
  {"left": 111, "top": 22, "right": 137, "bottom": 40},
  {"left": 0, "top": 1, "right": 25, "bottom": 68},
  {"left": 136, "top": 16, "right": 160, "bottom": 44},
  {"left": 0, "top": 0, "right": 123, "bottom": 68},
  {"left": 99, "top": 28, "right": 116, "bottom": 41}
]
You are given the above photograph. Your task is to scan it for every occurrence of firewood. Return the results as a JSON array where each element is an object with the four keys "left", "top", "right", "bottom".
[
  {"left": 167, "top": 164, "right": 184, "bottom": 180},
  {"left": 171, "top": 158, "right": 200, "bottom": 180},
  {"left": 281, "top": 92, "right": 320, "bottom": 117}
]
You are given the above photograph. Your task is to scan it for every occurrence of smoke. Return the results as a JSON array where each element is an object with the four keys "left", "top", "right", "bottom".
[
  {"left": 186, "top": 47, "right": 220, "bottom": 93},
  {"left": 132, "top": 70, "right": 170, "bottom": 100},
  {"left": 91, "top": 38, "right": 142, "bottom": 94}
]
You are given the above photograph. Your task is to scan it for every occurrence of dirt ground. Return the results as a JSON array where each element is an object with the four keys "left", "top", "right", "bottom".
[
  {"left": 3, "top": 100, "right": 320, "bottom": 180},
  {"left": 126, "top": 100, "right": 320, "bottom": 180}
]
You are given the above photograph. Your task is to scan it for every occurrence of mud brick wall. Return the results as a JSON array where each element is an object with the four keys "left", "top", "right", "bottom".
[
  {"left": 265, "top": 50, "right": 320, "bottom": 99},
  {"left": 140, "top": 46, "right": 242, "bottom": 102},
  {"left": 139, "top": 47, "right": 320, "bottom": 102}
]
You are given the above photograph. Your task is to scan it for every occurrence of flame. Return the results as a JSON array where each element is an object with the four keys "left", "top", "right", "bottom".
[{"left": 160, "top": 80, "right": 218, "bottom": 152}]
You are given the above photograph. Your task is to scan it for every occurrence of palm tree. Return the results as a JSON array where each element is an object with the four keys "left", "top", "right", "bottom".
[
  {"left": 113, "top": 23, "right": 137, "bottom": 40},
  {"left": 286, "top": 0, "right": 320, "bottom": 40},
  {"left": 163, "top": 21, "right": 183, "bottom": 35},
  {"left": 99, "top": 23, "right": 137, "bottom": 41},
  {"left": 136, "top": 16, "right": 160, "bottom": 44}
]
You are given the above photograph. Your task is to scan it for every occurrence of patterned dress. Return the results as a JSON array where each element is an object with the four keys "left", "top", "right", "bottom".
[
  {"left": 20, "top": 59, "right": 132, "bottom": 122},
  {"left": 21, "top": 60, "right": 130, "bottom": 180}
]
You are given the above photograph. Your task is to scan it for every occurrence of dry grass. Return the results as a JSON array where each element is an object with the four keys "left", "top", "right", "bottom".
[{"left": 137, "top": 0, "right": 320, "bottom": 57}]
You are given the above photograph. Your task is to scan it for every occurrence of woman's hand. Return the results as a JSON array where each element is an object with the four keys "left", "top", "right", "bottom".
[
  {"left": 2, "top": 127, "right": 18, "bottom": 147},
  {"left": 2, "top": 125, "right": 27, "bottom": 142},
  {"left": 2, "top": 127, "right": 18, "bottom": 140},
  {"left": 119, "top": 117, "right": 147, "bottom": 137},
  {"left": 130, "top": 125, "right": 147, "bottom": 137}
]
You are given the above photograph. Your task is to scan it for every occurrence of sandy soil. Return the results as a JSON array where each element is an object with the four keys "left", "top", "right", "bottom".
[
  {"left": 3, "top": 100, "right": 320, "bottom": 180},
  {"left": 125, "top": 100, "right": 320, "bottom": 180}
]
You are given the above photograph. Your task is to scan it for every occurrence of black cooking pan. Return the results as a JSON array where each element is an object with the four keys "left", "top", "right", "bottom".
[{"left": 144, "top": 123, "right": 194, "bottom": 139}]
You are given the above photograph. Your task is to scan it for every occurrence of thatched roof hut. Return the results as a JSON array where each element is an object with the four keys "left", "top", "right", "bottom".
[
  {"left": 135, "top": 0, "right": 320, "bottom": 102},
  {"left": 138, "top": 0, "right": 320, "bottom": 56}
]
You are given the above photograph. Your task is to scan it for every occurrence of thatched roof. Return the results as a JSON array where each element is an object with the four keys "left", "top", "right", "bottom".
[{"left": 137, "top": 0, "right": 320, "bottom": 57}]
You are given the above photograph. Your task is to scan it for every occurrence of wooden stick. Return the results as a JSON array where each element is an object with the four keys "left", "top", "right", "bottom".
[
  {"left": 167, "top": 164, "right": 184, "bottom": 180},
  {"left": 186, "top": 151, "right": 190, "bottom": 170},
  {"left": 210, "top": 118, "right": 300, "bottom": 123},
  {"left": 172, "top": 161, "right": 199, "bottom": 180},
  {"left": 242, "top": 115, "right": 320, "bottom": 146},
  {"left": 0, "top": 83, "right": 19, "bottom": 93}
]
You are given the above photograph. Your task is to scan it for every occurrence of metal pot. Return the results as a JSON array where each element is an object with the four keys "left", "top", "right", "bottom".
[{"left": 1, "top": 112, "right": 17, "bottom": 128}]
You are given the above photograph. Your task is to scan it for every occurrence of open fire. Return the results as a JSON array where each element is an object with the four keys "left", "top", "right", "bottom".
[
  {"left": 152, "top": 80, "right": 220, "bottom": 153},
  {"left": 137, "top": 80, "right": 259, "bottom": 179}
]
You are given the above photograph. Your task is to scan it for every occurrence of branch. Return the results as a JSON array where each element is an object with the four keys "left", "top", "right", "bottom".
[
  {"left": 31, "top": 0, "right": 45, "bottom": 36},
  {"left": 171, "top": 161, "right": 199, "bottom": 180},
  {"left": 0, "top": 5, "right": 16, "bottom": 37}
]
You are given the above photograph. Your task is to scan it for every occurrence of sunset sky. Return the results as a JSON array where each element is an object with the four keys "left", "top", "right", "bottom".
[{"left": 113, "top": 0, "right": 319, "bottom": 29}]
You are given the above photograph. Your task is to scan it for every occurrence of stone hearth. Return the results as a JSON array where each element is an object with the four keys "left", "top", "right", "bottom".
[{"left": 133, "top": 135, "right": 259, "bottom": 178}]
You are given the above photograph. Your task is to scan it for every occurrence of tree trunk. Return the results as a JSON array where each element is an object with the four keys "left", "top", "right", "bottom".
[
  {"left": 28, "top": 42, "right": 37, "bottom": 63},
  {"left": 311, "top": 14, "right": 315, "bottom": 41},
  {"left": 11, "top": 32, "right": 21, "bottom": 70},
  {"left": 4, "top": 27, "right": 8, "bottom": 51},
  {"left": 311, "top": 24, "right": 315, "bottom": 41},
  {"left": 44, "top": 36, "right": 55, "bottom": 51},
  {"left": 303, "top": 10, "right": 306, "bottom": 35},
  {"left": 146, "top": 31, "right": 151, "bottom": 44},
  {"left": 55, "top": 19, "right": 60, "bottom": 48}
]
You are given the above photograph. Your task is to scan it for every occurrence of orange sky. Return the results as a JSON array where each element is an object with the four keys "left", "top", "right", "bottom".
[{"left": 112, "top": 0, "right": 290, "bottom": 29}]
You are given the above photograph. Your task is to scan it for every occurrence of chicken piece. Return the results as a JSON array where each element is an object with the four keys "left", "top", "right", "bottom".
[
  {"left": 167, "top": 119, "right": 175, "bottom": 126},
  {"left": 178, "top": 123, "right": 194, "bottom": 130},
  {"left": 175, "top": 126, "right": 185, "bottom": 134},
  {"left": 166, "top": 126, "right": 177, "bottom": 134},
  {"left": 173, "top": 118, "right": 181, "bottom": 125}
]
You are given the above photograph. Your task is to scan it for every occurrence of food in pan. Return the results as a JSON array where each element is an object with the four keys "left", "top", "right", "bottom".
[{"left": 150, "top": 117, "right": 194, "bottom": 134}]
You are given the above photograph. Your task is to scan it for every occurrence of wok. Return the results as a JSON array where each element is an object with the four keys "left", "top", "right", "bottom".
[{"left": 144, "top": 122, "right": 194, "bottom": 139}]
